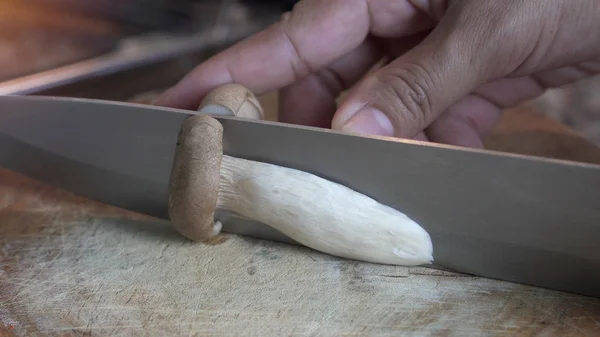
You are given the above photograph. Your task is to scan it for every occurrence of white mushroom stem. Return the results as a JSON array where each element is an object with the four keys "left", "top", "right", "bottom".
[{"left": 217, "top": 155, "right": 434, "bottom": 266}]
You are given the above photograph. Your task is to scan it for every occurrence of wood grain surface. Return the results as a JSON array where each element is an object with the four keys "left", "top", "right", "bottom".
[{"left": 1, "top": 99, "right": 600, "bottom": 336}]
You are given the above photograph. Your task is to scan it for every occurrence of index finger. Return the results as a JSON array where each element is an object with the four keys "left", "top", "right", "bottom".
[{"left": 156, "top": 0, "right": 370, "bottom": 110}]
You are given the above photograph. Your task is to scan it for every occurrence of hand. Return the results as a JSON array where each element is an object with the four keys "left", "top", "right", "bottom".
[{"left": 155, "top": 0, "right": 600, "bottom": 148}]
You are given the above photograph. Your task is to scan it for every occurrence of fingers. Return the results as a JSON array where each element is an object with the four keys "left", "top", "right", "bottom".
[
  {"left": 331, "top": 13, "right": 490, "bottom": 138},
  {"left": 331, "top": 0, "right": 549, "bottom": 139},
  {"left": 359, "top": 59, "right": 600, "bottom": 147},
  {"left": 278, "top": 38, "right": 384, "bottom": 128},
  {"left": 424, "top": 75, "right": 552, "bottom": 148},
  {"left": 425, "top": 95, "right": 502, "bottom": 148},
  {"left": 424, "top": 75, "right": 545, "bottom": 147},
  {"left": 278, "top": 32, "right": 433, "bottom": 129},
  {"left": 155, "top": 0, "right": 371, "bottom": 110},
  {"left": 413, "top": 132, "right": 430, "bottom": 142},
  {"left": 363, "top": 0, "right": 444, "bottom": 37},
  {"left": 528, "top": 61, "right": 600, "bottom": 88},
  {"left": 155, "top": 0, "right": 446, "bottom": 111}
]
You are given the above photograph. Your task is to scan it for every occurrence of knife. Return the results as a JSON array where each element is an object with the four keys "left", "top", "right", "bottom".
[{"left": 1, "top": 86, "right": 599, "bottom": 298}]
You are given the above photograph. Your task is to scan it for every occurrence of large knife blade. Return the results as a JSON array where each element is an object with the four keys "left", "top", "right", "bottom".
[{"left": 1, "top": 95, "right": 599, "bottom": 298}]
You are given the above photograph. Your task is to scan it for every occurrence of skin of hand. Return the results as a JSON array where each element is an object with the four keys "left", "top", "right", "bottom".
[{"left": 155, "top": 0, "right": 600, "bottom": 148}]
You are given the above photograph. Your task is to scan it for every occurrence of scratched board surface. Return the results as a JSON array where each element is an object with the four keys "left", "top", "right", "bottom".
[{"left": 2, "top": 103, "right": 600, "bottom": 336}]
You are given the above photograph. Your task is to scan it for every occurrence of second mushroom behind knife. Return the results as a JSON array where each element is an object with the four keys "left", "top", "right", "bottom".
[{"left": 167, "top": 85, "right": 434, "bottom": 266}]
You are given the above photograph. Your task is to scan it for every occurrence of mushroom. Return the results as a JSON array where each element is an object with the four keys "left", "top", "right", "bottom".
[
  {"left": 195, "top": 83, "right": 264, "bottom": 120},
  {"left": 168, "top": 85, "right": 433, "bottom": 266}
]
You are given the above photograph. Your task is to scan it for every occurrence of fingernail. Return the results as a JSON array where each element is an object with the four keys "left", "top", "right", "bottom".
[
  {"left": 341, "top": 107, "right": 394, "bottom": 137},
  {"left": 198, "top": 104, "right": 233, "bottom": 116}
]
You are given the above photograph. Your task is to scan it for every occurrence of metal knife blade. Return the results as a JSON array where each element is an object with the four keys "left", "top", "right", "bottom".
[{"left": 1, "top": 95, "right": 600, "bottom": 298}]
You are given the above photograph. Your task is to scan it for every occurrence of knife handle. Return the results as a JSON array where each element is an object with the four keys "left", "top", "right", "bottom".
[{"left": 196, "top": 84, "right": 264, "bottom": 120}]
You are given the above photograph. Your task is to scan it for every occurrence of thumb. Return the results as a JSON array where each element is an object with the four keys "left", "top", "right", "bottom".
[{"left": 332, "top": 19, "right": 492, "bottom": 138}]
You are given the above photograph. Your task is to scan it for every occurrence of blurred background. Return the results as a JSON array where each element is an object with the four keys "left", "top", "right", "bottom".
[
  {"left": 1, "top": 0, "right": 599, "bottom": 147},
  {"left": 0, "top": 0, "right": 292, "bottom": 97}
]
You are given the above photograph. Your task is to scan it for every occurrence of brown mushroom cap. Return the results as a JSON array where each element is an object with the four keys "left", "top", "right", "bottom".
[
  {"left": 168, "top": 114, "right": 223, "bottom": 241},
  {"left": 197, "top": 83, "right": 264, "bottom": 120}
]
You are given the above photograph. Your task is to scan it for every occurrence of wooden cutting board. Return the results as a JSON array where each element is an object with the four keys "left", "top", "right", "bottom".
[{"left": 1, "top": 100, "right": 600, "bottom": 336}]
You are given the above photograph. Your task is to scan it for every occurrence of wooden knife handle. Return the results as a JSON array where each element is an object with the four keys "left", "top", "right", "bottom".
[{"left": 197, "top": 83, "right": 264, "bottom": 120}]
